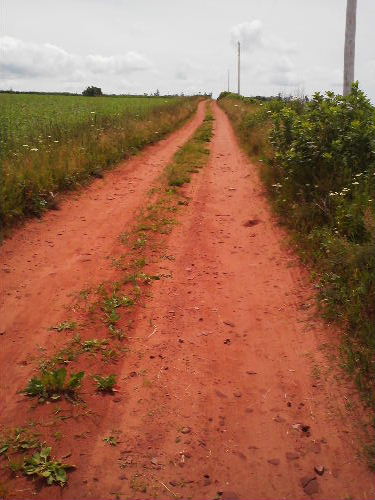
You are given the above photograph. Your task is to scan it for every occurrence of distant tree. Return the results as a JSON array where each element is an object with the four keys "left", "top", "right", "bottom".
[
  {"left": 153, "top": 89, "right": 160, "bottom": 96},
  {"left": 82, "top": 86, "right": 103, "bottom": 97},
  {"left": 217, "top": 91, "right": 231, "bottom": 100}
]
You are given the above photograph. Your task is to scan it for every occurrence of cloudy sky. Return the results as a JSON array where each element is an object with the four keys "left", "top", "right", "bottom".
[{"left": 1, "top": 0, "right": 374, "bottom": 100}]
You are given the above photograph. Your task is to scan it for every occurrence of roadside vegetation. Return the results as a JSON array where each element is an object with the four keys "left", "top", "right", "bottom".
[
  {"left": 0, "top": 104, "right": 214, "bottom": 494},
  {"left": 219, "top": 86, "right": 375, "bottom": 407},
  {"left": 0, "top": 94, "right": 199, "bottom": 237}
]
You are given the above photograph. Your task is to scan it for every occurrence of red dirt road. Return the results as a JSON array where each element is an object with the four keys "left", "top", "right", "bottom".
[{"left": 0, "top": 102, "right": 374, "bottom": 500}]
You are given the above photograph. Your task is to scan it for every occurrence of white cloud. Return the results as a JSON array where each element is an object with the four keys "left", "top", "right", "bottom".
[
  {"left": 230, "top": 21, "right": 263, "bottom": 51},
  {"left": 269, "top": 72, "right": 302, "bottom": 87},
  {"left": 174, "top": 61, "right": 201, "bottom": 82},
  {"left": 0, "top": 36, "right": 152, "bottom": 82},
  {"left": 86, "top": 52, "right": 150, "bottom": 74},
  {"left": 268, "top": 55, "right": 302, "bottom": 87}
]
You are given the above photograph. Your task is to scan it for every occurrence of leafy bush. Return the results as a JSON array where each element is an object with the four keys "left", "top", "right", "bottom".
[{"left": 269, "top": 83, "right": 375, "bottom": 240}]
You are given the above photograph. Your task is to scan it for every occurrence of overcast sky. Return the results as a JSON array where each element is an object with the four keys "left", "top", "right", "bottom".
[{"left": 1, "top": 0, "right": 374, "bottom": 100}]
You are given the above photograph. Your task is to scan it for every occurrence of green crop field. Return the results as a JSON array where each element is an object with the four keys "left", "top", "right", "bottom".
[{"left": 0, "top": 93, "right": 198, "bottom": 234}]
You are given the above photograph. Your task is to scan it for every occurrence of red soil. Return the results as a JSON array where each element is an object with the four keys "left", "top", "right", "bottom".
[{"left": 0, "top": 101, "right": 374, "bottom": 500}]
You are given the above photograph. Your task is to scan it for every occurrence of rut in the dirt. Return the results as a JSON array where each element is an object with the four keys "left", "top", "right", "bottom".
[{"left": 0, "top": 101, "right": 374, "bottom": 500}]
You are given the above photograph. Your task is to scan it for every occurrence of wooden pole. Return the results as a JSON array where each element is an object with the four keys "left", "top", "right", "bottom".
[
  {"left": 237, "top": 41, "right": 241, "bottom": 95},
  {"left": 343, "top": 0, "right": 357, "bottom": 96}
]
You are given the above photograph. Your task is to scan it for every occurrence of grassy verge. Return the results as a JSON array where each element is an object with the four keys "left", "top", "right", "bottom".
[
  {"left": 0, "top": 103, "right": 214, "bottom": 493},
  {"left": 0, "top": 96, "right": 199, "bottom": 237},
  {"left": 219, "top": 90, "right": 375, "bottom": 410}
]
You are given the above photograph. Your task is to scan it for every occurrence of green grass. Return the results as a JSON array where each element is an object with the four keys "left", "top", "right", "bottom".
[
  {"left": 166, "top": 111, "right": 214, "bottom": 186},
  {"left": 219, "top": 88, "right": 375, "bottom": 408},
  {"left": 0, "top": 94, "right": 199, "bottom": 235}
]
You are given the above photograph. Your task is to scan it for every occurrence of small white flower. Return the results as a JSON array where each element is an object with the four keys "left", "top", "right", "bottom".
[
  {"left": 352, "top": 181, "right": 359, "bottom": 185},
  {"left": 22, "top": 144, "right": 29, "bottom": 147},
  {"left": 30, "top": 148, "right": 38, "bottom": 151},
  {"left": 54, "top": 140, "right": 59, "bottom": 143},
  {"left": 90, "top": 111, "right": 96, "bottom": 114}
]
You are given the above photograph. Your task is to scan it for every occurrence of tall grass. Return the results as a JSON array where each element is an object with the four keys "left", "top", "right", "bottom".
[
  {"left": 219, "top": 87, "right": 375, "bottom": 406},
  {"left": 0, "top": 94, "right": 199, "bottom": 235}
]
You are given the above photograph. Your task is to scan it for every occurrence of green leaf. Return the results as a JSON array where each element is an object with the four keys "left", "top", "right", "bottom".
[
  {"left": 52, "top": 368, "right": 67, "bottom": 389},
  {"left": 54, "top": 467, "right": 67, "bottom": 484},
  {"left": 40, "top": 447, "right": 51, "bottom": 459},
  {"left": 67, "top": 371, "right": 84, "bottom": 390},
  {"left": 0, "top": 445, "right": 9, "bottom": 455}
]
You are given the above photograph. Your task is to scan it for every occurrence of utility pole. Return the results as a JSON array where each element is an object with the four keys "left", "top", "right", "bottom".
[
  {"left": 343, "top": 0, "right": 357, "bottom": 96},
  {"left": 237, "top": 41, "right": 241, "bottom": 95},
  {"left": 227, "top": 69, "right": 230, "bottom": 92}
]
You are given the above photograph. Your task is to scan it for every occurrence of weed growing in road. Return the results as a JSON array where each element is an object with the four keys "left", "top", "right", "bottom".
[
  {"left": 23, "top": 368, "right": 84, "bottom": 402},
  {"left": 81, "top": 339, "right": 109, "bottom": 352},
  {"left": 50, "top": 321, "right": 77, "bottom": 332},
  {"left": 102, "top": 349, "right": 119, "bottom": 363},
  {"left": 93, "top": 374, "right": 117, "bottom": 392},
  {"left": 103, "top": 435, "right": 118, "bottom": 446},
  {"left": 40, "top": 335, "right": 82, "bottom": 370},
  {"left": 0, "top": 427, "right": 40, "bottom": 457},
  {"left": 23, "top": 446, "right": 75, "bottom": 486},
  {"left": 108, "top": 324, "right": 126, "bottom": 340}
]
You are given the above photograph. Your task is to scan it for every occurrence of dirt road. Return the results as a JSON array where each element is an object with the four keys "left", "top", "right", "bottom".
[{"left": 0, "top": 102, "right": 374, "bottom": 500}]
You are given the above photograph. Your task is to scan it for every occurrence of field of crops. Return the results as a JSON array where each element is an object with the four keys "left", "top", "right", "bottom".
[{"left": 0, "top": 94, "right": 198, "bottom": 234}]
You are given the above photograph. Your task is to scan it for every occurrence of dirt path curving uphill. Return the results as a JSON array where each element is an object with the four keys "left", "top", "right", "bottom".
[{"left": 0, "top": 101, "right": 374, "bottom": 500}]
